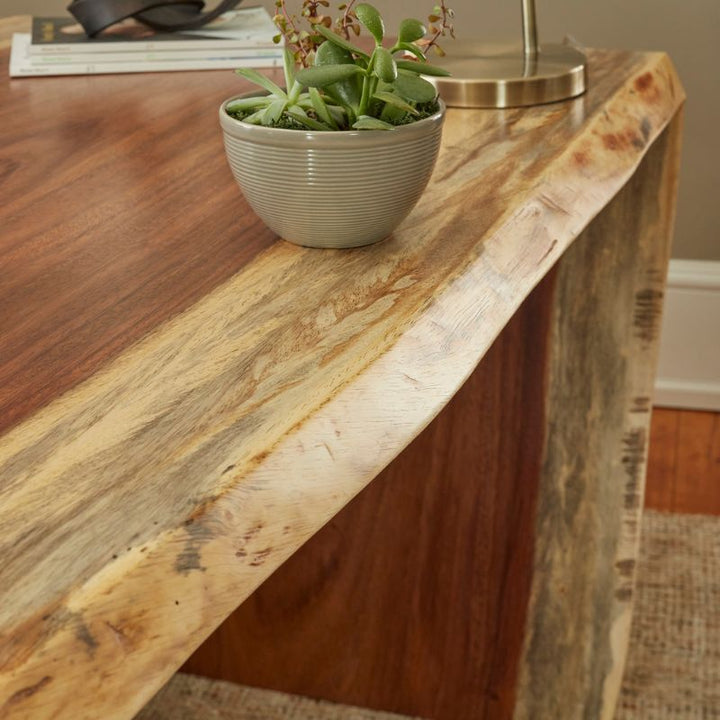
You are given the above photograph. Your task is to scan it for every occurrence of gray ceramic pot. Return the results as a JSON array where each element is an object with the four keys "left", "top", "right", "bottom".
[{"left": 219, "top": 95, "right": 445, "bottom": 249}]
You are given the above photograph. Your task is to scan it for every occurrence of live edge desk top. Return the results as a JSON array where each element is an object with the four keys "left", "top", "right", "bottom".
[{"left": 0, "top": 19, "right": 684, "bottom": 720}]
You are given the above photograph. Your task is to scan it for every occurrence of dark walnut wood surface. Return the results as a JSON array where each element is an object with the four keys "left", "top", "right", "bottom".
[
  {"left": 0, "top": 34, "right": 274, "bottom": 436},
  {"left": 0, "top": 19, "right": 684, "bottom": 720}
]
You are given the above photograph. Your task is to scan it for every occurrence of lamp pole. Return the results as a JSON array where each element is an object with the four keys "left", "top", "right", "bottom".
[
  {"left": 521, "top": 0, "right": 539, "bottom": 58},
  {"left": 426, "top": 0, "right": 588, "bottom": 108}
]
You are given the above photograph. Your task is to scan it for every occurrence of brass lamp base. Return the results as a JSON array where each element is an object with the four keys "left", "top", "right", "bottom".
[{"left": 427, "top": 41, "right": 588, "bottom": 108}]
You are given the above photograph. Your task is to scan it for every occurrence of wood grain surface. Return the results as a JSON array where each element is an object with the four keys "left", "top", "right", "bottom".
[
  {"left": 515, "top": 113, "right": 683, "bottom": 720},
  {"left": 0, "top": 24, "right": 684, "bottom": 720},
  {"left": 645, "top": 408, "right": 720, "bottom": 514},
  {"left": 0, "top": 16, "right": 274, "bottom": 437}
]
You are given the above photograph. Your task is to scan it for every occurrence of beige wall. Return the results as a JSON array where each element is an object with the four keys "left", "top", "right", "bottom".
[{"left": 4, "top": 0, "right": 718, "bottom": 260}]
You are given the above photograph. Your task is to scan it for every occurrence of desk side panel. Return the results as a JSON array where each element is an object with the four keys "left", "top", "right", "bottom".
[
  {"left": 515, "top": 111, "right": 683, "bottom": 720},
  {"left": 183, "top": 268, "right": 556, "bottom": 720}
]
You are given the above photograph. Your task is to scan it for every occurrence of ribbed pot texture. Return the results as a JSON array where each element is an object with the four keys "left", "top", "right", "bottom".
[{"left": 219, "top": 97, "right": 446, "bottom": 249}]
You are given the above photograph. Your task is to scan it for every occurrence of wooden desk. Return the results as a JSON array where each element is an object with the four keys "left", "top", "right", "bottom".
[{"left": 0, "top": 18, "right": 684, "bottom": 720}]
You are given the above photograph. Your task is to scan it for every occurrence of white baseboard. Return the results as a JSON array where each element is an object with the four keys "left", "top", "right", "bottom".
[{"left": 655, "top": 259, "right": 720, "bottom": 411}]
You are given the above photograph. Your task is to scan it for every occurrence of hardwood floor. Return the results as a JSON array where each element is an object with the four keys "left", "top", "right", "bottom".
[{"left": 646, "top": 408, "right": 720, "bottom": 515}]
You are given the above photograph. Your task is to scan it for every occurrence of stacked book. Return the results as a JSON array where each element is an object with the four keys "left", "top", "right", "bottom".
[{"left": 9, "top": 6, "right": 283, "bottom": 77}]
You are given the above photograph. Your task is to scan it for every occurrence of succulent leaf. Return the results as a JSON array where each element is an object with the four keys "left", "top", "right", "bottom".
[
  {"left": 286, "top": 108, "right": 333, "bottom": 131},
  {"left": 241, "top": 108, "right": 267, "bottom": 125},
  {"left": 315, "top": 38, "right": 354, "bottom": 65},
  {"left": 314, "top": 24, "right": 369, "bottom": 59},
  {"left": 296, "top": 63, "right": 363, "bottom": 88},
  {"left": 393, "top": 71, "right": 438, "bottom": 103},
  {"left": 373, "top": 47, "right": 397, "bottom": 83},
  {"left": 373, "top": 90, "right": 418, "bottom": 115},
  {"left": 234, "top": 68, "right": 287, "bottom": 98},
  {"left": 226, "top": 96, "right": 272, "bottom": 112},
  {"left": 393, "top": 41, "right": 426, "bottom": 61},
  {"left": 395, "top": 59, "right": 450, "bottom": 76},
  {"left": 354, "top": 3, "right": 384, "bottom": 44},
  {"left": 352, "top": 116, "right": 394, "bottom": 130},
  {"left": 315, "top": 40, "right": 361, "bottom": 112},
  {"left": 264, "top": 97, "right": 288, "bottom": 124},
  {"left": 282, "top": 47, "right": 296, "bottom": 92},
  {"left": 398, "top": 18, "right": 426, "bottom": 43},
  {"left": 309, "top": 86, "right": 338, "bottom": 128}
]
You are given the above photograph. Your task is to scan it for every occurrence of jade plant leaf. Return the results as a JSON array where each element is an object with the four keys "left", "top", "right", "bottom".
[
  {"left": 395, "top": 59, "right": 451, "bottom": 77},
  {"left": 354, "top": 3, "right": 384, "bottom": 45},
  {"left": 315, "top": 39, "right": 362, "bottom": 110},
  {"left": 314, "top": 24, "right": 369, "bottom": 60},
  {"left": 392, "top": 41, "right": 425, "bottom": 61},
  {"left": 397, "top": 18, "right": 426, "bottom": 43},
  {"left": 394, "top": 70, "right": 438, "bottom": 103},
  {"left": 373, "top": 47, "right": 397, "bottom": 83},
  {"left": 373, "top": 90, "right": 418, "bottom": 115},
  {"left": 297, "top": 63, "right": 364, "bottom": 88},
  {"left": 316, "top": 38, "right": 355, "bottom": 66}
]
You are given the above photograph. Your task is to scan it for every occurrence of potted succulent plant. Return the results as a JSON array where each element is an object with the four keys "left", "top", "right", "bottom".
[{"left": 219, "top": 0, "right": 454, "bottom": 248}]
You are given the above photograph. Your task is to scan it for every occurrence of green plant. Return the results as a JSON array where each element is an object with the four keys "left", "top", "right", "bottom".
[{"left": 225, "top": 1, "right": 454, "bottom": 131}]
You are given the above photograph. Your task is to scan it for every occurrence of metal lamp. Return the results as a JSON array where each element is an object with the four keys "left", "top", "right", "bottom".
[{"left": 429, "top": 0, "right": 587, "bottom": 108}]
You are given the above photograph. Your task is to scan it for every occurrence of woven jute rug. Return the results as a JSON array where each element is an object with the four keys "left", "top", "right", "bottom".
[
  {"left": 615, "top": 509, "right": 720, "bottom": 719},
  {"left": 135, "top": 676, "right": 422, "bottom": 720},
  {"left": 137, "top": 509, "right": 720, "bottom": 719}
]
